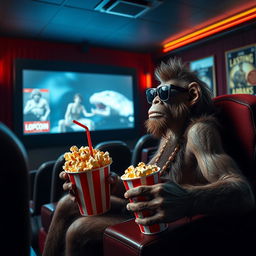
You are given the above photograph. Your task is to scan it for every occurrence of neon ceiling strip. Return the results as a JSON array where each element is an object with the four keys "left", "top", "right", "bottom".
[{"left": 162, "top": 7, "right": 256, "bottom": 53}]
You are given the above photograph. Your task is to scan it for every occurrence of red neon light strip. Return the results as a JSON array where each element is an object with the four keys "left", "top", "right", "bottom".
[
  {"left": 163, "top": 13, "right": 256, "bottom": 52},
  {"left": 163, "top": 10, "right": 256, "bottom": 53},
  {"left": 163, "top": 8, "right": 256, "bottom": 49}
]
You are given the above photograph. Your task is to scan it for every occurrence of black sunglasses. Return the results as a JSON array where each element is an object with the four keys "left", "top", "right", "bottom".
[{"left": 146, "top": 85, "right": 188, "bottom": 104}]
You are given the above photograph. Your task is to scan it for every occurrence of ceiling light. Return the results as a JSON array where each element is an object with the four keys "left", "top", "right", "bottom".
[{"left": 95, "top": 0, "right": 162, "bottom": 18}]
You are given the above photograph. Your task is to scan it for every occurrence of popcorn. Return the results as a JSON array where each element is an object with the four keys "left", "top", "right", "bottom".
[
  {"left": 121, "top": 162, "right": 159, "bottom": 179},
  {"left": 63, "top": 145, "right": 112, "bottom": 172}
]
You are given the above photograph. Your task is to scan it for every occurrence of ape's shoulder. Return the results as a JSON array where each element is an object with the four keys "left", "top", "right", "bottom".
[
  {"left": 185, "top": 115, "right": 220, "bottom": 138},
  {"left": 191, "top": 114, "right": 219, "bottom": 126},
  {"left": 185, "top": 115, "right": 223, "bottom": 154},
  {"left": 189, "top": 115, "right": 219, "bottom": 129}
]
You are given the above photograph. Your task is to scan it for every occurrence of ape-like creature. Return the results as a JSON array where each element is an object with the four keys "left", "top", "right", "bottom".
[{"left": 43, "top": 58, "right": 255, "bottom": 256}]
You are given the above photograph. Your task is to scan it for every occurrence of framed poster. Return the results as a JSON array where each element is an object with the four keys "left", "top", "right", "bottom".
[
  {"left": 225, "top": 44, "right": 256, "bottom": 95},
  {"left": 189, "top": 56, "right": 216, "bottom": 97}
]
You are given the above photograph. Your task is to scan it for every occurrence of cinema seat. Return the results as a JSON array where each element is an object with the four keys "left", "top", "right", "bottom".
[
  {"left": 37, "top": 154, "right": 65, "bottom": 254},
  {"left": 31, "top": 161, "right": 55, "bottom": 217},
  {"left": 50, "top": 154, "right": 65, "bottom": 203},
  {"left": 103, "top": 94, "right": 256, "bottom": 256},
  {"left": 30, "top": 160, "right": 55, "bottom": 252},
  {"left": 131, "top": 134, "right": 159, "bottom": 166},
  {"left": 95, "top": 140, "right": 132, "bottom": 176},
  {"left": 0, "top": 122, "right": 30, "bottom": 255}
]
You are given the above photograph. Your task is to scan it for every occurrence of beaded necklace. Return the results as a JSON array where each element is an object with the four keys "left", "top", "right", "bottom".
[{"left": 154, "top": 135, "right": 180, "bottom": 175}]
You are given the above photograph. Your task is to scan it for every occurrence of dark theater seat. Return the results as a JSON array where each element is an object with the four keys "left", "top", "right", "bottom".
[
  {"left": 50, "top": 154, "right": 65, "bottom": 203},
  {"left": 131, "top": 134, "right": 159, "bottom": 166},
  {"left": 0, "top": 122, "right": 31, "bottom": 255},
  {"left": 30, "top": 160, "right": 55, "bottom": 252},
  {"left": 95, "top": 140, "right": 132, "bottom": 176},
  {"left": 31, "top": 161, "right": 55, "bottom": 217},
  {"left": 38, "top": 154, "right": 65, "bottom": 253},
  {"left": 103, "top": 94, "right": 256, "bottom": 256}
]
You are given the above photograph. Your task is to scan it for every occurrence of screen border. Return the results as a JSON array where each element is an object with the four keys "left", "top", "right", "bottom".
[{"left": 14, "top": 58, "right": 140, "bottom": 148}]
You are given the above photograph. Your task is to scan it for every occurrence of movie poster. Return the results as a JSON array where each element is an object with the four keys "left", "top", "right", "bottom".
[
  {"left": 23, "top": 88, "right": 51, "bottom": 134},
  {"left": 225, "top": 44, "right": 256, "bottom": 95},
  {"left": 189, "top": 56, "right": 216, "bottom": 96}
]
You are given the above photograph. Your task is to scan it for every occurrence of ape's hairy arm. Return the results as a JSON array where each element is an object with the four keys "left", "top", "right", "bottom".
[{"left": 185, "top": 122, "right": 255, "bottom": 216}]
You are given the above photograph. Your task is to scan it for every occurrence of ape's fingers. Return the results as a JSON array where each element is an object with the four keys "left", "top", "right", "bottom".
[
  {"left": 135, "top": 212, "right": 164, "bottom": 226},
  {"left": 69, "top": 187, "right": 77, "bottom": 202},
  {"left": 68, "top": 193, "right": 77, "bottom": 203},
  {"left": 124, "top": 185, "right": 153, "bottom": 199},
  {"left": 107, "top": 172, "right": 119, "bottom": 184},
  {"left": 127, "top": 198, "right": 161, "bottom": 212},
  {"left": 63, "top": 181, "right": 73, "bottom": 192},
  {"left": 59, "top": 171, "right": 69, "bottom": 180}
]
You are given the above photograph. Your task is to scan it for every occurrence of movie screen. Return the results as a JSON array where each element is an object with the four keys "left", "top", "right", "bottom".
[{"left": 22, "top": 70, "right": 135, "bottom": 135}]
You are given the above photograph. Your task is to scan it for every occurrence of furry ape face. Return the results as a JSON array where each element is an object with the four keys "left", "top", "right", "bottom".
[
  {"left": 145, "top": 58, "right": 214, "bottom": 138},
  {"left": 145, "top": 88, "right": 189, "bottom": 138}
]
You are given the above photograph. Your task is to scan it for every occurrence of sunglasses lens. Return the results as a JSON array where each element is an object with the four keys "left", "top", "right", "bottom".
[
  {"left": 159, "top": 86, "right": 169, "bottom": 101},
  {"left": 146, "top": 89, "right": 156, "bottom": 103}
]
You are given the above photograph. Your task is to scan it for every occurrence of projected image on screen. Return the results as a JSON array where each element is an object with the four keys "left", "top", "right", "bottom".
[{"left": 22, "top": 70, "right": 134, "bottom": 135}]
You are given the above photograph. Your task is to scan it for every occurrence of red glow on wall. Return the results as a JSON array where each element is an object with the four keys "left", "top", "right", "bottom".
[
  {"left": 0, "top": 61, "right": 3, "bottom": 81},
  {"left": 145, "top": 73, "right": 152, "bottom": 89}
]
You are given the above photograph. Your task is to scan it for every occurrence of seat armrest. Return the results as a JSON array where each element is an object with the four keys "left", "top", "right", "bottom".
[
  {"left": 104, "top": 210, "right": 256, "bottom": 256},
  {"left": 104, "top": 215, "right": 204, "bottom": 256},
  {"left": 41, "top": 203, "right": 57, "bottom": 232}
]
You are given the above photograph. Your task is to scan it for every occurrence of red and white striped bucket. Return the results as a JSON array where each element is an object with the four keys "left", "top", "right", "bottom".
[
  {"left": 66, "top": 164, "right": 111, "bottom": 216},
  {"left": 121, "top": 169, "right": 168, "bottom": 235}
]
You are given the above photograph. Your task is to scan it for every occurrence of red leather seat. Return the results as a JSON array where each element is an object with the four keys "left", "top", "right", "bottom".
[
  {"left": 214, "top": 94, "right": 256, "bottom": 184},
  {"left": 103, "top": 94, "right": 256, "bottom": 256}
]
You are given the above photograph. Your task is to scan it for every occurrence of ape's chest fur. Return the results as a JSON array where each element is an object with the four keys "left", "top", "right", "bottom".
[{"left": 159, "top": 141, "right": 208, "bottom": 185}]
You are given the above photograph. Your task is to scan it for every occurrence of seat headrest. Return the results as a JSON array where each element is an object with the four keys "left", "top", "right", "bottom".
[
  {"left": 131, "top": 134, "right": 159, "bottom": 166},
  {"left": 213, "top": 94, "right": 256, "bottom": 178},
  {"left": 95, "top": 140, "right": 131, "bottom": 175},
  {"left": 0, "top": 122, "right": 28, "bottom": 166}
]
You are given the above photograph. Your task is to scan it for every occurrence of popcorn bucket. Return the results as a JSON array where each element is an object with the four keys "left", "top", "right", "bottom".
[
  {"left": 121, "top": 169, "right": 168, "bottom": 235},
  {"left": 66, "top": 164, "right": 111, "bottom": 216}
]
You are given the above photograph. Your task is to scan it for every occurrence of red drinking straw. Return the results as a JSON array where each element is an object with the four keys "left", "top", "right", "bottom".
[{"left": 72, "top": 120, "right": 94, "bottom": 157}]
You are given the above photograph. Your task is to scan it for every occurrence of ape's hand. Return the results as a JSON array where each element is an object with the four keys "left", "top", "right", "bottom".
[
  {"left": 124, "top": 181, "right": 191, "bottom": 225},
  {"left": 107, "top": 172, "right": 126, "bottom": 198},
  {"left": 59, "top": 171, "right": 77, "bottom": 202}
]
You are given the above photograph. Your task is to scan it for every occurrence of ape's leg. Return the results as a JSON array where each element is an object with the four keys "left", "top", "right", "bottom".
[
  {"left": 43, "top": 195, "right": 130, "bottom": 256},
  {"left": 65, "top": 212, "right": 127, "bottom": 256},
  {"left": 43, "top": 195, "right": 80, "bottom": 256}
]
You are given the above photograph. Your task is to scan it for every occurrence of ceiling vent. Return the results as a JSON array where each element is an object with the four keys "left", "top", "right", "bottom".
[{"left": 94, "top": 0, "right": 162, "bottom": 18}]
